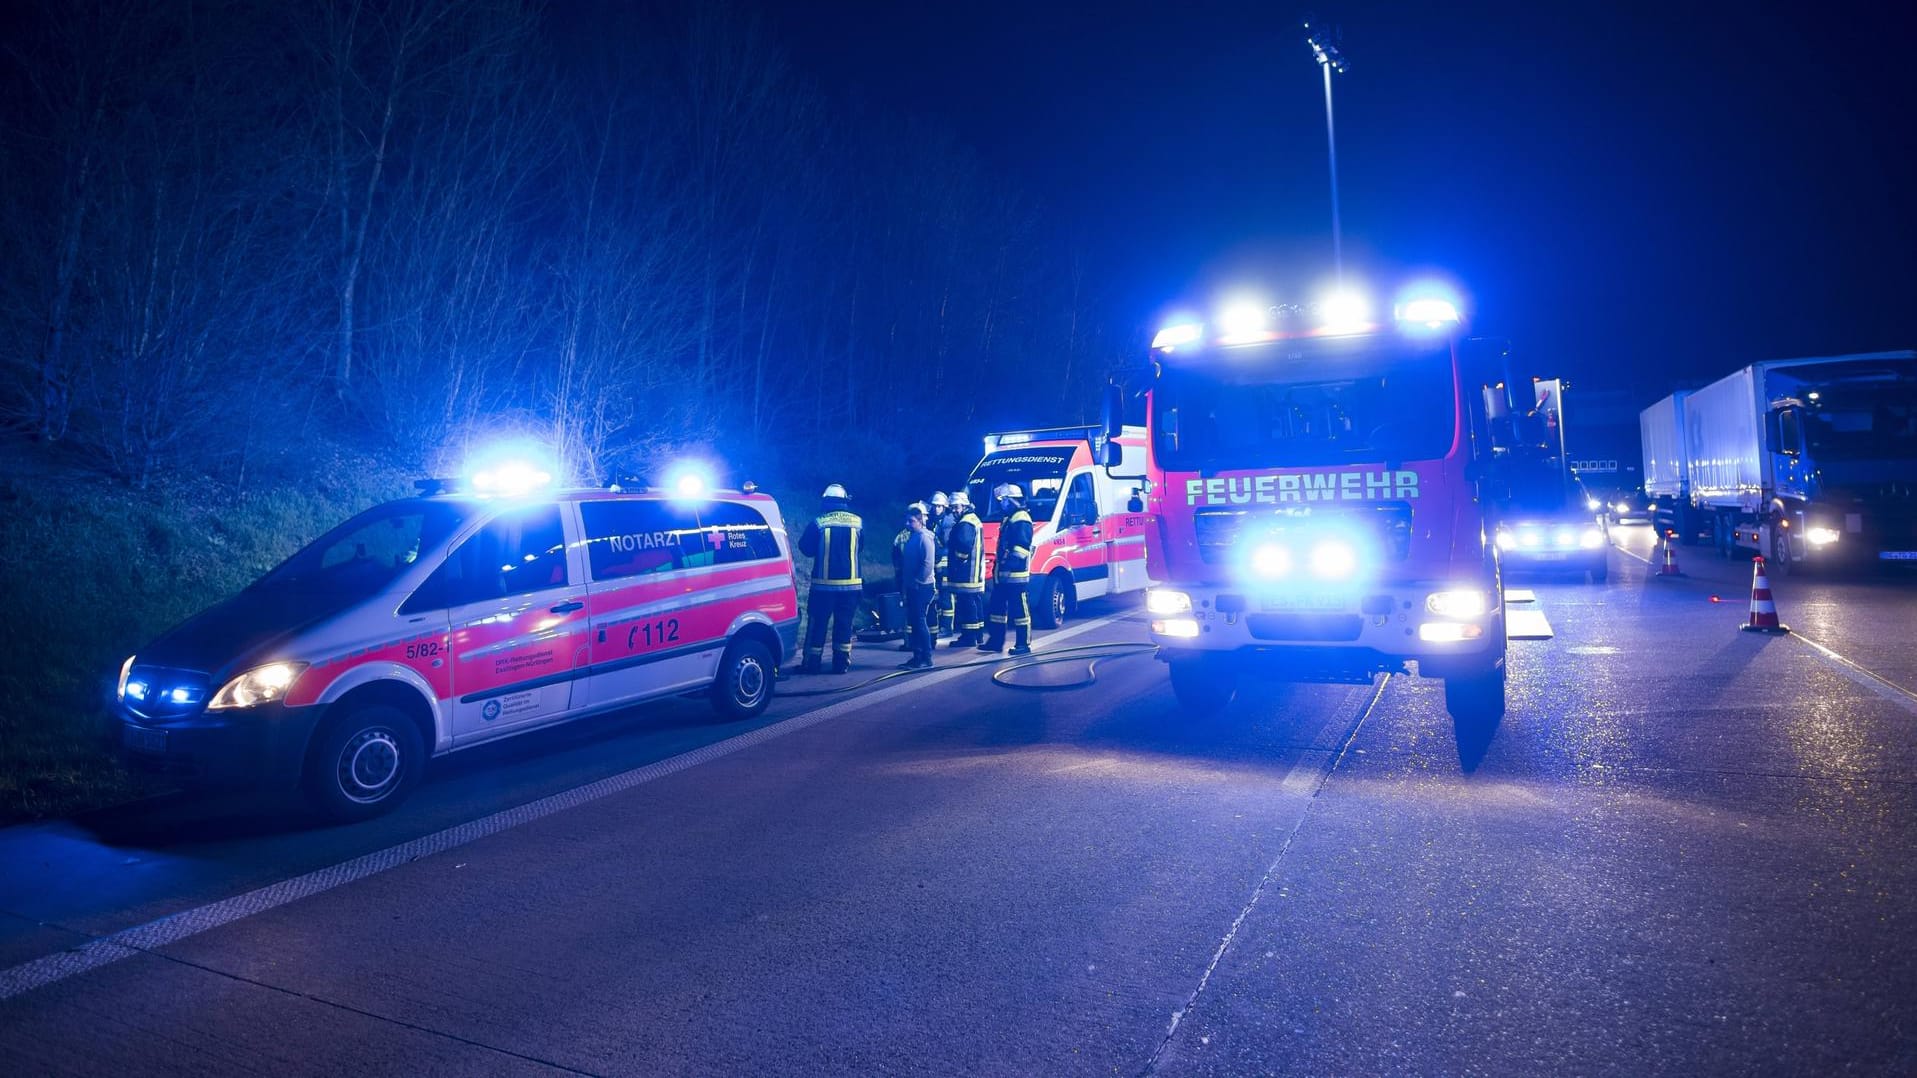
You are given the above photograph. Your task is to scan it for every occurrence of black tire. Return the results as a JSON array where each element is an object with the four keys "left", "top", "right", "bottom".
[
  {"left": 1031, "top": 572, "right": 1071, "bottom": 630},
  {"left": 1769, "top": 527, "right": 1794, "bottom": 578},
  {"left": 710, "top": 637, "right": 775, "bottom": 720},
  {"left": 1169, "top": 657, "right": 1236, "bottom": 714},
  {"left": 304, "top": 704, "right": 426, "bottom": 823}
]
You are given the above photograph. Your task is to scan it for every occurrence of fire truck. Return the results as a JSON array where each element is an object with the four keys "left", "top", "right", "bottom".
[
  {"left": 1098, "top": 288, "right": 1508, "bottom": 729},
  {"left": 964, "top": 425, "right": 1153, "bottom": 627}
]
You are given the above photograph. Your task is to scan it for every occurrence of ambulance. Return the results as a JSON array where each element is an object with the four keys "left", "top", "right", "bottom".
[
  {"left": 113, "top": 464, "right": 798, "bottom": 821},
  {"left": 964, "top": 425, "right": 1154, "bottom": 627}
]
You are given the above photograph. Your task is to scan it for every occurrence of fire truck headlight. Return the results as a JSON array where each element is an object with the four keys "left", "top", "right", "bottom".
[
  {"left": 1250, "top": 542, "right": 1293, "bottom": 579},
  {"left": 1553, "top": 526, "right": 1578, "bottom": 547},
  {"left": 1579, "top": 527, "right": 1605, "bottom": 549},
  {"left": 1308, "top": 538, "right": 1358, "bottom": 579},
  {"left": 1496, "top": 527, "right": 1516, "bottom": 551},
  {"left": 1806, "top": 526, "right": 1841, "bottom": 546},
  {"left": 1426, "top": 589, "right": 1488, "bottom": 618},
  {"left": 1146, "top": 588, "right": 1193, "bottom": 616},
  {"left": 1152, "top": 618, "right": 1201, "bottom": 639},
  {"left": 1419, "top": 622, "right": 1484, "bottom": 643},
  {"left": 208, "top": 662, "right": 308, "bottom": 710},
  {"left": 1151, "top": 322, "right": 1204, "bottom": 351}
]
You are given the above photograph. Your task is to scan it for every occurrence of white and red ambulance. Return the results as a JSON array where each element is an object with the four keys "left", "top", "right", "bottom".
[
  {"left": 964, "top": 425, "right": 1154, "bottom": 628},
  {"left": 114, "top": 468, "right": 798, "bottom": 821}
]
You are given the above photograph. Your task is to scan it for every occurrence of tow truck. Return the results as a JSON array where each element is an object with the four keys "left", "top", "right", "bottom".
[
  {"left": 964, "top": 425, "right": 1153, "bottom": 627},
  {"left": 1098, "top": 287, "right": 1508, "bottom": 730}
]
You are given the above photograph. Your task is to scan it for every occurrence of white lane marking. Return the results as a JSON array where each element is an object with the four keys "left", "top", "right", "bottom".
[
  {"left": 0, "top": 611, "right": 1133, "bottom": 1002},
  {"left": 1615, "top": 541, "right": 1655, "bottom": 566},
  {"left": 1791, "top": 632, "right": 1917, "bottom": 715},
  {"left": 1503, "top": 588, "right": 1537, "bottom": 604},
  {"left": 1507, "top": 609, "right": 1555, "bottom": 640}
]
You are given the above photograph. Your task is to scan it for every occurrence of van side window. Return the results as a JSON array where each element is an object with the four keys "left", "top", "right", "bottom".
[
  {"left": 1063, "top": 473, "right": 1098, "bottom": 526},
  {"left": 692, "top": 501, "right": 782, "bottom": 567},
  {"left": 581, "top": 500, "right": 699, "bottom": 581},
  {"left": 412, "top": 506, "right": 568, "bottom": 609}
]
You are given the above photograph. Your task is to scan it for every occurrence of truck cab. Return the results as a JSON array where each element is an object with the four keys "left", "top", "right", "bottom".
[
  {"left": 1109, "top": 289, "right": 1507, "bottom": 730},
  {"left": 964, "top": 426, "right": 1154, "bottom": 627}
]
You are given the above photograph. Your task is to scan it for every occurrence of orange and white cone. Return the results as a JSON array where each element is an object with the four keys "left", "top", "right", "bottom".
[
  {"left": 1657, "top": 532, "right": 1685, "bottom": 577},
  {"left": 1740, "top": 555, "right": 1790, "bottom": 634}
]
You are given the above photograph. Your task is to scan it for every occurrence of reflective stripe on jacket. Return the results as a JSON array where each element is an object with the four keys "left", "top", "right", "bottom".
[
  {"left": 802, "top": 510, "right": 864, "bottom": 591},
  {"left": 995, "top": 508, "right": 1034, "bottom": 583},
  {"left": 948, "top": 512, "right": 986, "bottom": 592}
]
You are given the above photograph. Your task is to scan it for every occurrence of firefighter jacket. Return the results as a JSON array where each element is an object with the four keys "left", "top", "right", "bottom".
[
  {"left": 947, "top": 511, "right": 986, "bottom": 592},
  {"left": 932, "top": 511, "right": 955, "bottom": 573},
  {"left": 994, "top": 507, "right": 1034, "bottom": 584},
  {"left": 800, "top": 505, "right": 864, "bottom": 592}
]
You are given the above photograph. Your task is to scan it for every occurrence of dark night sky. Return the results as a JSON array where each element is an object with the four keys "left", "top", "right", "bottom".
[{"left": 762, "top": 0, "right": 1916, "bottom": 398}]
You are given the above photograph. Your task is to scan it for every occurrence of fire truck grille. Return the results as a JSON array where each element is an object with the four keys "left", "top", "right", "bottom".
[{"left": 1193, "top": 504, "right": 1414, "bottom": 565}]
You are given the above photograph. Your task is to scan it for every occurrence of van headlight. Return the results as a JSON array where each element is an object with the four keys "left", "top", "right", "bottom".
[
  {"left": 208, "top": 662, "right": 308, "bottom": 710},
  {"left": 1146, "top": 588, "right": 1193, "bottom": 615}
]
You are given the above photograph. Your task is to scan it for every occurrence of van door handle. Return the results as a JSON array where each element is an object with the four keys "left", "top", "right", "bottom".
[{"left": 549, "top": 600, "right": 584, "bottom": 614}]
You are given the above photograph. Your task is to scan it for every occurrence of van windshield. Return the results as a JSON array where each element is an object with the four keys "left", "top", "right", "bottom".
[
  {"left": 258, "top": 499, "right": 470, "bottom": 600},
  {"left": 967, "top": 448, "right": 1071, "bottom": 522}
]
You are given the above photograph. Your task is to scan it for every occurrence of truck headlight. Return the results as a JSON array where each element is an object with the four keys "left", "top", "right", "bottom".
[
  {"left": 1146, "top": 588, "right": 1193, "bottom": 615},
  {"left": 1579, "top": 527, "right": 1604, "bottom": 549},
  {"left": 1426, "top": 589, "right": 1488, "bottom": 618},
  {"left": 1805, "top": 526, "right": 1840, "bottom": 546},
  {"left": 208, "top": 662, "right": 308, "bottom": 710},
  {"left": 1495, "top": 528, "right": 1516, "bottom": 551},
  {"left": 1152, "top": 618, "right": 1201, "bottom": 639}
]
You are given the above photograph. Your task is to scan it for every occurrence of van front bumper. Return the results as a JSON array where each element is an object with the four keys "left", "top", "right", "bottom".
[{"left": 115, "top": 700, "right": 322, "bottom": 791}]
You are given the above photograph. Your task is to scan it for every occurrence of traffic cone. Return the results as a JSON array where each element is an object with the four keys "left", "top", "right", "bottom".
[
  {"left": 1656, "top": 531, "right": 1685, "bottom": 577},
  {"left": 1739, "top": 556, "right": 1790, "bottom": 634}
]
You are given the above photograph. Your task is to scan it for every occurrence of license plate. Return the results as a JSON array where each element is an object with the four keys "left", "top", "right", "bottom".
[
  {"left": 1261, "top": 593, "right": 1352, "bottom": 613},
  {"left": 122, "top": 725, "right": 166, "bottom": 753},
  {"left": 1525, "top": 551, "right": 1568, "bottom": 561},
  {"left": 1880, "top": 551, "right": 1917, "bottom": 561}
]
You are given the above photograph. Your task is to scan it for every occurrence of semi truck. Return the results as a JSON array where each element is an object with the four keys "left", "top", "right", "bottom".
[
  {"left": 1640, "top": 351, "right": 1917, "bottom": 571},
  {"left": 964, "top": 425, "right": 1154, "bottom": 628},
  {"left": 1099, "top": 289, "right": 1508, "bottom": 730}
]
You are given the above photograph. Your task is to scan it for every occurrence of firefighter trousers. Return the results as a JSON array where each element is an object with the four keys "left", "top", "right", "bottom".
[
  {"left": 982, "top": 580, "right": 1030, "bottom": 651},
  {"left": 803, "top": 589, "right": 860, "bottom": 672},
  {"left": 952, "top": 590, "right": 985, "bottom": 644}
]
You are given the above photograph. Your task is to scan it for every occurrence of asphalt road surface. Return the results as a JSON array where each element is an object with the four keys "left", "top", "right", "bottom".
[{"left": 3, "top": 523, "right": 1915, "bottom": 1075}]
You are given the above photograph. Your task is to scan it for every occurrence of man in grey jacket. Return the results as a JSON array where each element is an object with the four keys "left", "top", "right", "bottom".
[{"left": 898, "top": 504, "right": 938, "bottom": 670}]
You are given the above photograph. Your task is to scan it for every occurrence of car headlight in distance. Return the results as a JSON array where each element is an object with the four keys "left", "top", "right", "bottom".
[
  {"left": 1614, "top": 501, "right": 1630, "bottom": 515},
  {"left": 1586, "top": 497, "right": 1602, "bottom": 511},
  {"left": 1426, "top": 589, "right": 1488, "bottom": 618},
  {"left": 208, "top": 662, "right": 308, "bottom": 710},
  {"left": 1805, "top": 526, "right": 1841, "bottom": 546},
  {"left": 1146, "top": 588, "right": 1193, "bottom": 616},
  {"left": 1579, "top": 527, "right": 1605, "bottom": 549}
]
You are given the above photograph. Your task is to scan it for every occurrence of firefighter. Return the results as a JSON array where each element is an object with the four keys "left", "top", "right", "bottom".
[
  {"left": 928, "top": 491, "right": 955, "bottom": 638},
  {"left": 799, "top": 483, "right": 863, "bottom": 674},
  {"left": 978, "top": 483, "right": 1034, "bottom": 657},
  {"left": 946, "top": 489, "right": 986, "bottom": 647}
]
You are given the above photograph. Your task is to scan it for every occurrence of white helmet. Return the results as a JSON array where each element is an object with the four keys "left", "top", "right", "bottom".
[
  {"left": 949, "top": 490, "right": 971, "bottom": 509},
  {"left": 822, "top": 483, "right": 847, "bottom": 499},
  {"left": 929, "top": 491, "right": 949, "bottom": 508},
  {"left": 908, "top": 500, "right": 928, "bottom": 516},
  {"left": 993, "top": 483, "right": 1023, "bottom": 502}
]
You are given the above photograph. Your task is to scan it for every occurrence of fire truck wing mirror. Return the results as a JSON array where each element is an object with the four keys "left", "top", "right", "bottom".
[
  {"left": 1128, "top": 488, "right": 1144, "bottom": 513},
  {"left": 1097, "top": 383, "right": 1124, "bottom": 467}
]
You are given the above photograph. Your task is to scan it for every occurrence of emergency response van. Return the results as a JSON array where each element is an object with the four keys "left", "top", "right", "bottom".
[
  {"left": 964, "top": 425, "right": 1154, "bottom": 628},
  {"left": 114, "top": 472, "right": 799, "bottom": 821}
]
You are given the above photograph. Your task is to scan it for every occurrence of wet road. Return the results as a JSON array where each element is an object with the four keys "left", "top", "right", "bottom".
[{"left": 3, "top": 526, "right": 1915, "bottom": 1075}]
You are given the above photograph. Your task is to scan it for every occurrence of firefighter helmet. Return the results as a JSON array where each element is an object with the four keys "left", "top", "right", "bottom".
[
  {"left": 929, "top": 491, "right": 949, "bottom": 508},
  {"left": 908, "top": 500, "right": 928, "bottom": 516},
  {"left": 993, "top": 483, "right": 1023, "bottom": 502},
  {"left": 822, "top": 483, "right": 848, "bottom": 499},
  {"left": 949, "top": 490, "right": 971, "bottom": 509}
]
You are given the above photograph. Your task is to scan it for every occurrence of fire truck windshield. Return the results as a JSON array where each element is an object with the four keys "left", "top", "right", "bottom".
[
  {"left": 967, "top": 449, "right": 1070, "bottom": 522},
  {"left": 1151, "top": 341, "right": 1455, "bottom": 471}
]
